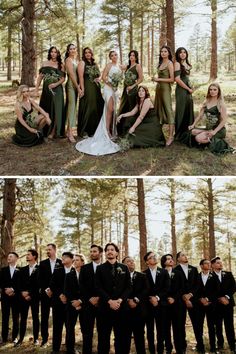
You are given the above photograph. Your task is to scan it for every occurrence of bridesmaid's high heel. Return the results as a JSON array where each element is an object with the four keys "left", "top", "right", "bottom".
[{"left": 166, "top": 137, "right": 174, "bottom": 146}]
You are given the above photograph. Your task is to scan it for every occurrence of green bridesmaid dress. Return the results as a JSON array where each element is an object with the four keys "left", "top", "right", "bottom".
[
  {"left": 39, "top": 66, "right": 66, "bottom": 137},
  {"left": 118, "top": 65, "right": 139, "bottom": 136},
  {"left": 122, "top": 107, "right": 165, "bottom": 148},
  {"left": 174, "top": 67, "right": 194, "bottom": 141},
  {"left": 65, "top": 60, "right": 78, "bottom": 129},
  {"left": 77, "top": 62, "right": 104, "bottom": 137},
  {"left": 154, "top": 67, "right": 174, "bottom": 124}
]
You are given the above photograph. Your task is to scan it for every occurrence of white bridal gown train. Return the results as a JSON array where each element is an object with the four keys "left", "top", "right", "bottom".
[{"left": 75, "top": 65, "right": 121, "bottom": 156}]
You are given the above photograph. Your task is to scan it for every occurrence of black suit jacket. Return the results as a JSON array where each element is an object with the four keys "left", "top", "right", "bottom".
[
  {"left": 196, "top": 272, "right": 218, "bottom": 305},
  {"left": 19, "top": 264, "right": 40, "bottom": 299},
  {"left": 49, "top": 266, "right": 68, "bottom": 305},
  {"left": 174, "top": 264, "right": 198, "bottom": 297},
  {"left": 0, "top": 266, "right": 21, "bottom": 299},
  {"left": 213, "top": 270, "right": 236, "bottom": 306},
  {"left": 143, "top": 267, "right": 170, "bottom": 305},
  {"left": 167, "top": 269, "right": 185, "bottom": 303},
  {"left": 79, "top": 262, "right": 99, "bottom": 304},
  {"left": 39, "top": 258, "right": 62, "bottom": 292},
  {"left": 95, "top": 261, "right": 131, "bottom": 309},
  {"left": 64, "top": 268, "right": 82, "bottom": 304},
  {"left": 129, "top": 271, "right": 149, "bottom": 317}
]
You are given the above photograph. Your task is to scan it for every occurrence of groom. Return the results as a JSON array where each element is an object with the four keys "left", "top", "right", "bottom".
[{"left": 95, "top": 242, "right": 131, "bottom": 354}]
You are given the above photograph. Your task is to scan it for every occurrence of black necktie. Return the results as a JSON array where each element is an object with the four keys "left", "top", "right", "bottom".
[{"left": 111, "top": 264, "right": 116, "bottom": 278}]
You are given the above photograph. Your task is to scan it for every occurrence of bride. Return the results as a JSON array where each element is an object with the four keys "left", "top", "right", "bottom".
[{"left": 75, "top": 50, "right": 123, "bottom": 155}]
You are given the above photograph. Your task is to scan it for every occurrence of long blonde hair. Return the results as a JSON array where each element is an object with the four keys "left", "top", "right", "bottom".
[
  {"left": 16, "top": 85, "right": 29, "bottom": 104},
  {"left": 203, "top": 82, "right": 225, "bottom": 112}
]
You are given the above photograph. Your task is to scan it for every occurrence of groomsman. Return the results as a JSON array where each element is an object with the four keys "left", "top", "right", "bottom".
[
  {"left": 50, "top": 251, "right": 74, "bottom": 354},
  {"left": 95, "top": 242, "right": 131, "bottom": 354},
  {"left": 79, "top": 244, "right": 103, "bottom": 354},
  {"left": 211, "top": 257, "right": 236, "bottom": 353},
  {"left": 17, "top": 249, "right": 40, "bottom": 347},
  {"left": 39, "top": 243, "right": 62, "bottom": 348},
  {"left": 175, "top": 251, "right": 200, "bottom": 352},
  {"left": 196, "top": 259, "right": 219, "bottom": 353},
  {"left": 143, "top": 251, "right": 170, "bottom": 354},
  {"left": 122, "top": 256, "right": 149, "bottom": 354},
  {"left": 64, "top": 254, "right": 85, "bottom": 354},
  {"left": 0, "top": 252, "right": 20, "bottom": 345},
  {"left": 160, "top": 254, "right": 185, "bottom": 354}
]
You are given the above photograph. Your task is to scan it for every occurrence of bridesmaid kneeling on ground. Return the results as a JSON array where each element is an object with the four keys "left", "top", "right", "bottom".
[
  {"left": 188, "top": 83, "right": 234, "bottom": 154},
  {"left": 116, "top": 86, "right": 166, "bottom": 148},
  {"left": 12, "top": 85, "right": 51, "bottom": 147}
]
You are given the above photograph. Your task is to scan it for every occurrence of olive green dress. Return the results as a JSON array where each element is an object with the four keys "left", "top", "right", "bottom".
[
  {"left": 183, "top": 105, "right": 233, "bottom": 154},
  {"left": 122, "top": 107, "right": 165, "bottom": 148},
  {"left": 174, "top": 68, "right": 194, "bottom": 140},
  {"left": 118, "top": 65, "right": 139, "bottom": 136},
  {"left": 39, "top": 66, "right": 66, "bottom": 137},
  {"left": 77, "top": 62, "right": 104, "bottom": 137},
  {"left": 154, "top": 67, "right": 174, "bottom": 124},
  {"left": 65, "top": 59, "right": 78, "bottom": 128},
  {"left": 12, "top": 105, "right": 43, "bottom": 147}
]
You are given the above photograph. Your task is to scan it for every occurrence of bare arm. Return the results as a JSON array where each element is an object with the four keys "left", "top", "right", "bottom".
[
  {"left": 30, "top": 98, "right": 49, "bottom": 118},
  {"left": 116, "top": 105, "right": 139, "bottom": 123},
  {"left": 15, "top": 103, "right": 37, "bottom": 134},
  {"left": 129, "top": 99, "right": 152, "bottom": 132},
  {"left": 65, "top": 58, "right": 79, "bottom": 90},
  {"left": 126, "top": 64, "right": 143, "bottom": 92},
  {"left": 78, "top": 61, "right": 85, "bottom": 93},
  {"left": 174, "top": 62, "right": 193, "bottom": 93},
  {"left": 102, "top": 63, "right": 112, "bottom": 87}
]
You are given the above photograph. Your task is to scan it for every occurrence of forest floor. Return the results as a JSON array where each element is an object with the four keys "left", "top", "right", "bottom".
[
  {"left": 0, "top": 71, "right": 236, "bottom": 176},
  {"left": 0, "top": 310, "right": 235, "bottom": 353}
]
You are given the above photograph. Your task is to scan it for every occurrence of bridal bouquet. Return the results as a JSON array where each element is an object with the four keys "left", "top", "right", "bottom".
[
  {"left": 44, "top": 71, "right": 61, "bottom": 95},
  {"left": 86, "top": 65, "right": 100, "bottom": 84},
  {"left": 124, "top": 70, "right": 137, "bottom": 86},
  {"left": 109, "top": 72, "right": 123, "bottom": 91}
]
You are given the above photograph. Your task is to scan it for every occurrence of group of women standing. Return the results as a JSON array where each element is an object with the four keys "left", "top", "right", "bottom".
[{"left": 13, "top": 44, "right": 233, "bottom": 155}]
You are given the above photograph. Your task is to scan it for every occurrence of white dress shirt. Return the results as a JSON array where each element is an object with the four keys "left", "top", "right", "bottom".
[
  {"left": 180, "top": 264, "right": 189, "bottom": 279},
  {"left": 29, "top": 263, "right": 37, "bottom": 276},
  {"left": 149, "top": 267, "right": 157, "bottom": 284},
  {"left": 9, "top": 265, "right": 16, "bottom": 278},
  {"left": 201, "top": 272, "right": 209, "bottom": 286},
  {"left": 49, "top": 258, "right": 56, "bottom": 273}
]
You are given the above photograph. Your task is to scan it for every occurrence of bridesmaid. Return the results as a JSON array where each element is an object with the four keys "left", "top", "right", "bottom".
[
  {"left": 153, "top": 45, "right": 174, "bottom": 146},
  {"left": 117, "top": 85, "right": 165, "bottom": 148},
  {"left": 188, "top": 83, "right": 233, "bottom": 154},
  {"left": 35, "top": 46, "right": 66, "bottom": 138},
  {"left": 174, "top": 47, "right": 194, "bottom": 141},
  {"left": 65, "top": 43, "right": 80, "bottom": 143},
  {"left": 77, "top": 47, "right": 104, "bottom": 137},
  {"left": 117, "top": 50, "right": 143, "bottom": 136},
  {"left": 12, "top": 85, "right": 51, "bottom": 146}
]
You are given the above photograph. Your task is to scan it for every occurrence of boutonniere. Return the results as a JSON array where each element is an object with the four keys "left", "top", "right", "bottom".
[
  {"left": 171, "top": 272, "right": 175, "bottom": 278},
  {"left": 208, "top": 273, "right": 213, "bottom": 279},
  {"left": 116, "top": 266, "right": 126, "bottom": 275},
  {"left": 156, "top": 269, "right": 161, "bottom": 275},
  {"left": 14, "top": 268, "right": 20, "bottom": 272},
  {"left": 188, "top": 268, "right": 192, "bottom": 273},
  {"left": 55, "top": 262, "right": 61, "bottom": 268},
  {"left": 222, "top": 271, "right": 226, "bottom": 277},
  {"left": 132, "top": 272, "right": 137, "bottom": 280}
]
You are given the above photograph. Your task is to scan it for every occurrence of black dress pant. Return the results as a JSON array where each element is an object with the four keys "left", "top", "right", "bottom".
[
  {"left": 126, "top": 308, "right": 146, "bottom": 354},
  {"left": 19, "top": 297, "right": 39, "bottom": 342},
  {"left": 97, "top": 308, "right": 129, "bottom": 354},
  {"left": 1, "top": 296, "right": 19, "bottom": 341},
  {"left": 215, "top": 303, "right": 235, "bottom": 351},
  {"left": 52, "top": 301, "right": 67, "bottom": 351},
  {"left": 196, "top": 304, "right": 216, "bottom": 351},
  {"left": 164, "top": 303, "right": 185, "bottom": 354},
  {"left": 179, "top": 302, "right": 201, "bottom": 351},
  {"left": 146, "top": 305, "right": 166, "bottom": 354},
  {"left": 80, "top": 304, "right": 99, "bottom": 354},
  {"left": 41, "top": 293, "right": 52, "bottom": 343},
  {"left": 66, "top": 305, "right": 81, "bottom": 354}
]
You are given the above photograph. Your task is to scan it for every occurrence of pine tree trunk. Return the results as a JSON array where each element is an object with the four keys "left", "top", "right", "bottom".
[
  {"left": 129, "top": 9, "right": 133, "bottom": 51},
  {"left": 117, "top": 13, "right": 123, "bottom": 64},
  {"left": 159, "top": 6, "right": 166, "bottom": 48},
  {"left": 151, "top": 19, "right": 154, "bottom": 75},
  {"left": 140, "top": 11, "right": 144, "bottom": 66},
  {"left": 0, "top": 179, "right": 16, "bottom": 267},
  {"left": 7, "top": 25, "right": 12, "bottom": 81},
  {"left": 207, "top": 178, "right": 216, "bottom": 259},
  {"left": 210, "top": 0, "right": 217, "bottom": 80},
  {"left": 147, "top": 21, "right": 151, "bottom": 76},
  {"left": 123, "top": 181, "right": 129, "bottom": 256},
  {"left": 165, "top": 0, "right": 175, "bottom": 55},
  {"left": 82, "top": 0, "right": 86, "bottom": 45},
  {"left": 74, "top": 0, "right": 81, "bottom": 59},
  {"left": 170, "top": 180, "right": 177, "bottom": 257},
  {"left": 137, "top": 179, "right": 147, "bottom": 271},
  {"left": 21, "top": 0, "right": 36, "bottom": 86}
]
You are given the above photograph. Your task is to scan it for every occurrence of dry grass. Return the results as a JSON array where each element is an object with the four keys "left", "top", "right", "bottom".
[{"left": 0, "top": 73, "right": 236, "bottom": 177}]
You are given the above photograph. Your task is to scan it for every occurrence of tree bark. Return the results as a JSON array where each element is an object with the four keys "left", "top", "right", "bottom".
[
  {"left": 129, "top": 8, "right": 133, "bottom": 51},
  {"left": 170, "top": 180, "right": 177, "bottom": 257},
  {"left": 21, "top": 0, "right": 36, "bottom": 86},
  {"left": 7, "top": 25, "right": 12, "bottom": 81},
  {"left": 140, "top": 11, "right": 144, "bottom": 66},
  {"left": 74, "top": 0, "right": 81, "bottom": 59},
  {"left": 165, "top": 0, "right": 175, "bottom": 55},
  {"left": 207, "top": 178, "right": 216, "bottom": 259},
  {"left": 0, "top": 179, "right": 16, "bottom": 267},
  {"left": 151, "top": 18, "right": 154, "bottom": 75},
  {"left": 159, "top": 6, "right": 166, "bottom": 48},
  {"left": 210, "top": 0, "right": 217, "bottom": 80},
  {"left": 123, "top": 181, "right": 129, "bottom": 256},
  {"left": 137, "top": 179, "right": 147, "bottom": 271}
]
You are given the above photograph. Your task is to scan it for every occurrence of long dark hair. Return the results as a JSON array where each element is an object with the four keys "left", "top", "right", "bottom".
[
  {"left": 175, "top": 47, "right": 192, "bottom": 75},
  {"left": 65, "top": 43, "right": 76, "bottom": 61},
  {"left": 158, "top": 45, "right": 172, "bottom": 68},
  {"left": 127, "top": 50, "right": 139, "bottom": 70},
  {"left": 47, "top": 46, "right": 62, "bottom": 70},
  {"left": 82, "top": 47, "right": 96, "bottom": 65},
  {"left": 137, "top": 85, "right": 150, "bottom": 106}
]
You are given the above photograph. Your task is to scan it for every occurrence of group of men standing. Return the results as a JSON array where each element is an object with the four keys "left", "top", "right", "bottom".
[{"left": 0, "top": 242, "right": 235, "bottom": 354}]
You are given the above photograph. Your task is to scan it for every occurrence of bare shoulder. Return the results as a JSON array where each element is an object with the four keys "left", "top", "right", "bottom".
[{"left": 174, "top": 61, "right": 181, "bottom": 70}]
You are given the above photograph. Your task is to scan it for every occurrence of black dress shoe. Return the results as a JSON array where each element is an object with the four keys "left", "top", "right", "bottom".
[{"left": 14, "top": 340, "right": 22, "bottom": 347}]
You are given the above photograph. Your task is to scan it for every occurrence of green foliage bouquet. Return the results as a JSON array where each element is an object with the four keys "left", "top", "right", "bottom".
[
  {"left": 86, "top": 65, "right": 100, "bottom": 83},
  {"left": 124, "top": 70, "right": 137, "bottom": 86},
  {"left": 109, "top": 71, "right": 123, "bottom": 91}
]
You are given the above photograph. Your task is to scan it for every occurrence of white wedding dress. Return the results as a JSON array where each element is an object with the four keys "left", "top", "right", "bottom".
[{"left": 75, "top": 65, "right": 121, "bottom": 156}]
